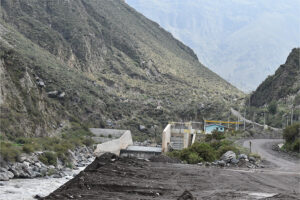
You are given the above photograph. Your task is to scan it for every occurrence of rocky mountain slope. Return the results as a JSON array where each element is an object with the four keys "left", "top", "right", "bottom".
[
  {"left": 126, "top": 0, "right": 300, "bottom": 91},
  {"left": 250, "top": 48, "right": 300, "bottom": 107},
  {"left": 0, "top": 0, "right": 242, "bottom": 140}
]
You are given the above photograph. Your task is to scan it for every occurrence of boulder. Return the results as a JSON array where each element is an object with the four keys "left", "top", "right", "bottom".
[
  {"left": 35, "top": 162, "right": 42, "bottom": 168},
  {"left": 58, "top": 92, "right": 65, "bottom": 98},
  {"left": 0, "top": 171, "right": 12, "bottom": 181},
  {"left": 37, "top": 80, "right": 45, "bottom": 87},
  {"left": 249, "top": 157, "right": 256, "bottom": 163},
  {"left": 217, "top": 160, "right": 226, "bottom": 167},
  {"left": 238, "top": 154, "right": 248, "bottom": 160},
  {"left": 230, "top": 158, "right": 239, "bottom": 165},
  {"left": 139, "top": 125, "right": 146, "bottom": 131},
  {"left": 47, "top": 91, "right": 58, "bottom": 98},
  {"left": 221, "top": 151, "right": 236, "bottom": 163}
]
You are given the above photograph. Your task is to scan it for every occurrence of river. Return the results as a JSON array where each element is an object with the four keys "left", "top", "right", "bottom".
[{"left": 0, "top": 166, "right": 85, "bottom": 200}]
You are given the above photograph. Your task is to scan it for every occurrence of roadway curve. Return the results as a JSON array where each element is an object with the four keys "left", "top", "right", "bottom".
[{"left": 243, "top": 139, "right": 300, "bottom": 173}]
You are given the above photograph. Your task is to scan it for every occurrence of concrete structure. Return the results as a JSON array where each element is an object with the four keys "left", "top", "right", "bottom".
[
  {"left": 162, "top": 122, "right": 202, "bottom": 152},
  {"left": 120, "top": 146, "right": 162, "bottom": 159},
  {"left": 91, "top": 128, "right": 133, "bottom": 156},
  {"left": 204, "top": 124, "right": 225, "bottom": 134}
]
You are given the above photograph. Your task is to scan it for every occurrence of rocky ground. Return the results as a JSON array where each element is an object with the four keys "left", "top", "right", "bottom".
[
  {"left": 0, "top": 146, "right": 94, "bottom": 181},
  {"left": 42, "top": 153, "right": 300, "bottom": 200}
]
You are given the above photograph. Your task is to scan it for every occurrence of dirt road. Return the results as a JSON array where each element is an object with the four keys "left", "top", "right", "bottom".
[{"left": 243, "top": 139, "right": 300, "bottom": 173}]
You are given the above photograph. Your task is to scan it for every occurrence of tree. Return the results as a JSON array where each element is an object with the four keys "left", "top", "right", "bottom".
[{"left": 268, "top": 101, "right": 277, "bottom": 115}]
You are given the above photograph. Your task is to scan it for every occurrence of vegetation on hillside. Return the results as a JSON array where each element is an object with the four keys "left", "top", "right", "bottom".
[
  {"left": 0, "top": 122, "right": 94, "bottom": 165},
  {"left": 0, "top": 0, "right": 243, "bottom": 143},
  {"left": 283, "top": 123, "right": 300, "bottom": 153},
  {"left": 250, "top": 48, "right": 300, "bottom": 107},
  {"left": 167, "top": 131, "right": 244, "bottom": 164}
]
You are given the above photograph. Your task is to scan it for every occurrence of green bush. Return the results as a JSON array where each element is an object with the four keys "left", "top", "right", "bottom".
[
  {"left": 190, "top": 142, "right": 216, "bottom": 162},
  {"left": 212, "top": 131, "right": 225, "bottom": 140},
  {"left": 268, "top": 101, "right": 277, "bottom": 114},
  {"left": 283, "top": 123, "right": 300, "bottom": 143},
  {"left": 249, "top": 153, "right": 261, "bottom": 160},
  {"left": 38, "top": 152, "right": 57, "bottom": 166},
  {"left": 0, "top": 142, "right": 21, "bottom": 162},
  {"left": 292, "top": 139, "right": 300, "bottom": 152},
  {"left": 22, "top": 143, "right": 35, "bottom": 154},
  {"left": 187, "top": 152, "right": 203, "bottom": 164}
]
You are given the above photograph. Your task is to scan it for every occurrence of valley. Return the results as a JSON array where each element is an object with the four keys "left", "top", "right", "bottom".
[{"left": 0, "top": 0, "right": 299, "bottom": 200}]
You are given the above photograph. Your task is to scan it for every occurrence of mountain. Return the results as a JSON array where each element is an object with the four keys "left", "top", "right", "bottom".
[
  {"left": 126, "top": 0, "right": 300, "bottom": 91},
  {"left": 0, "top": 0, "right": 242, "bottom": 139},
  {"left": 250, "top": 48, "right": 300, "bottom": 107}
]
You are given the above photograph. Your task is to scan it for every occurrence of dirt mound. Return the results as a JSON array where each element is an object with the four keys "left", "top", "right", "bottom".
[
  {"left": 42, "top": 153, "right": 300, "bottom": 200},
  {"left": 149, "top": 155, "right": 181, "bottom": 163},
  {"left": 84, "top": 152, "right": 118, "bottom": 171}
]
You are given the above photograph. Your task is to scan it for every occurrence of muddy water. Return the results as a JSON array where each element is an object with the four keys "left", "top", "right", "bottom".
[{"left": 0, "top": 167, "right": 85, "bottom": 200}]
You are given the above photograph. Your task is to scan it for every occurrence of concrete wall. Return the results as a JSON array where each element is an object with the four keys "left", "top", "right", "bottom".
[
  {"left": 120, "top": 151, "right": 161, "bottom": 159},
  {"left": 93, "top": 130, "right": 133, "bottom": 156},
  {"left": 90, "top": 128, "right": 127, "bottom": 138},
  {"left": 162, "top": 124, "right": 171, "bottom": 153}
]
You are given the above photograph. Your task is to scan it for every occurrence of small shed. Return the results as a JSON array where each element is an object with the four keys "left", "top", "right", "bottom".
[{"left": 204, "top": 124, "right": 225, "bottom": 134}]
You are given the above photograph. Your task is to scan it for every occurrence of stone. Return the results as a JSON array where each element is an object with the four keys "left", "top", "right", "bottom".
[
  {"left": 37, "top": 80, "right": 45, "bottom": 87},
  {"left": 139, "top": 125, "right": 146, "bottom": 131},
  {"left": 58, "top": 92, "right": 65, "bottom": 98},
  {"left": 33, "top": 194, "right": 44, "bottom": 199},
  {"left": 35, "top": 162, "right": 42, "bottom": 168},
  {"left": 0, "top": 167, "right": 7, "bottom": 173},
  {"left": 47, "top": 91, "right": 58, "bottom": 98},
  {"left": 217, "top": 160, "right": 226, "bottom": 167},
  {"left": 23, "top": 161, "right": 30, "bottom": 168},
  {"left": 221, "top": 151, "right": 236, "bottom": 163},
  {"left": 249, "top": 157, "right": 256, "bottom": 163},
  {"left": 39, "top": 167, "right": 47, "bottom": 176},
  {"left": 52, "top": 174, "right": 62, "bottom": 178},
  {"left": 0, "top": 172, "right": 10, "bottom": 181},
  {"left": 231, "top": 158, "right": 239, "bottom": 165},
  {"left": 238, "top": 154, "right": 248, "bottom": 160}
]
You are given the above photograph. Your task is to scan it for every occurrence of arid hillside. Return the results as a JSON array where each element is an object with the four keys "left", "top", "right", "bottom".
[{"left": 0, "top": 0, "right": 243, "bottom": 139}]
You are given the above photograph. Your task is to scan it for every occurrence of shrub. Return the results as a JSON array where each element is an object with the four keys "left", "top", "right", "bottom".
[
  {"left": 211, "top": 131, "right": 225, "bottom": 140},
  {"left": 292, "top": 138, "right": 300, "bottom": 152},
  {"left": 0, "top": 142, "right": 21, "bottom": 162},
  {"left": 190, "top": 142, "right": 216, "bottom": 162},
  {"left": 22, "top": 143, "right": 35, "bottom": 154},
  {"left": 249, "top": 153, "right": 261, "bottom": 160},
  {"left": 268, "top": 101, "right": 277, "bottom": 115},
  {"left": 82, "top": 137, "right": 94, "bottom": 146},
  {"left": 283, "top": 123, "right": 300, "bottom": 143},
  {"left": 38, "top": 152, "right": 57, "bottom": 166},
  {"left": 187, "top": 152, "right": 203, "bottom": 164}
]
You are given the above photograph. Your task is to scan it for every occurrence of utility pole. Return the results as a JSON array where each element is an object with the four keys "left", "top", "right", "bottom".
[
  {"left": 291, "top": 107, "right": 294, "bottom": 125},
  {"left": 227, "top": 116, "right": 230, "bottom": 129},
  {"left": 253, "top": 112, "right": 255, "bottom": 128},
  {"left": 244, "top": 109, "right": 246, "bottom": 130}
]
